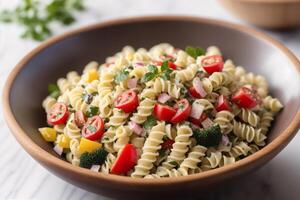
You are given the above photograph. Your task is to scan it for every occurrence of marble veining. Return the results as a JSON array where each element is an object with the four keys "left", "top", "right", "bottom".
[{"left": 0, "top": 0, "right": 299, "bottom": 199}]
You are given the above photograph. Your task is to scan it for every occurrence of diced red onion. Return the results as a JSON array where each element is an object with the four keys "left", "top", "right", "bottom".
[
  {"left": 190, "top": 103, "right": 204, "bottom": 119},
  {"left": 158, "top": 93, "right": 171, "bottom": 104},
  {"left": 53, "top": 144, "right": 63, "bottom": 156},
  {"left": 128, "top": 78, "right": 137, "bottom": 89},
  {"left": 193, "top": 77, "right": 207, "bottom": 97},
  {"left": 201, "top": 117, "right": 214, "bottom": 129},
  {"left": 90, "top": 165, "right": 101, "bottom": 172},
  {"left": 135, "top": 62, "right": 144, "bottom": 67},
  {"left": 129, "top": 121, "right": 144, "bottom": 135},
  {"left": 221, "top": 135, "right": 229, "bottom": 146}
]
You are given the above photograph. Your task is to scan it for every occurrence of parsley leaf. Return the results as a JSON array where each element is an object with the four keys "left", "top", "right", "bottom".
[
  {"left": 148, "top": 65, "right": 158, "bottom": 74},
  {"left": 48, "top": 83, "right": 60, "bottom": 99},
  {"left": 168, "top": 161, "right": 179, "bottom": 168},
  {"left": 141, "top": 72, "right": 156, "bottom": 83},
  {"left": 185, "top": 46, "right": 205, "bottom": 59},
  {"left": 143, "top": 116, "right": 157, "bottom": 129},
  {"left": 115, "top": 69, "right": 129, "bottom": 83},
  {"left": 86, "top": 106, "right": 99, "bottom": 117},
  {"left": 87, "top": 125, "right": 97, "bottom": 133},
  {"left": 0, "top": 0, "right": 85, "bottom": 41},
  {"left": 161, "top": 61, "right": 169, "bottom": 71}
]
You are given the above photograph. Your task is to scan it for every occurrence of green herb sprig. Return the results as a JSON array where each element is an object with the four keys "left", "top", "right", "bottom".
[
  {"left": 0, "top": 0, "right": 85, "bottom": 41},
  {"left": 48, "top": 83, "right": 60, "bottom": 99},
  {"left": 86, "top": 106, "right": 99, "bottom": 117},
  {"left": 143, "top": 116, "right": 157, "bottom": 130},
  {"left": 141, "top": 61, "right": 173, "bottom": 83},
  {"left": 115, "top": 68, "right": 129, "bottom": 83},
  {"left": 185, "top": 46, "right": 205, "bottom": 59}
]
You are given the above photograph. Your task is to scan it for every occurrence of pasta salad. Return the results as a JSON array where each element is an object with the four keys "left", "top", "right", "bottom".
[{"left": 39, "top": 43, "right": 283, "bottom": 178}]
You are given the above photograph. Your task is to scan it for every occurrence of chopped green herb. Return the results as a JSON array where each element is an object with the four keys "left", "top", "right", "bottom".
[
  {"left": 193, "top": 124, "right": 222, "bottom": 147},
  {"left": 185, "top": 46, "right": 205, "bottom": 59},
  {"left": 161, "top": 61, "right": 169, "bottom": 71},
  {"left": 87, "top": 125, "right": 97, "bottom": 133},
  {"left": 0, "top": 0, "right": 85, "bottom": 41},
  {"left": 168, "top": 161, "right": 179, "bottom": 168},
  {"left": 48, "top": 83, "right": 60, "bottom": 99},
  {"left": 143, "top": 116, "right": 157, "bottom": 129},
  {"left": 86, "top": 106, "right": 99, "bottom": 117},
  {"left": 91, "top": 92, "right": 98, "bottom": 96},
  {"left": 141, "top": 72, "right": 156, "bottom": 83},
  {"left": 148, "top": 65, "right": 158, "bottom": 74},
  {"left": 115, "top": 69, "right": 129, "bottom": 83}
]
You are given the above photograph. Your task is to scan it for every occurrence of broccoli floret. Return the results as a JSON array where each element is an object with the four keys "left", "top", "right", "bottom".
[
  {"left": 193, "top": 124, "right": 222, "bottom": 147},
  {"left": 79, "top": 148, "right": 108, "bottom": 169}
]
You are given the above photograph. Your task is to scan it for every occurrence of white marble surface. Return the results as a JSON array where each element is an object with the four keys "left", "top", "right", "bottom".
[{"left": 0, "top": 0, "right": 299, "bottom": 199}]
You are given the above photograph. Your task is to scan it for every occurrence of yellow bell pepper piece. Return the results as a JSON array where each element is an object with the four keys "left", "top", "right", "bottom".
[
  {"left": 58, "top": 134, "right": 71, "bottom": 148},
  {"left": 78, "top": 138, "right": 102, "bottom": 155},
  {"left": 86, "top": 69, "right": 99, "bottom": 83},
  {"left": 38, "top": 127, "right": 57, "bottom": 142}
]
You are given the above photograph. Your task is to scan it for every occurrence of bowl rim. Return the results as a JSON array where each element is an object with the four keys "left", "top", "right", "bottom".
[
  {"left": 222, "top": 0, "right": 300, "bottom": 4},
  {"left": 3, "top": 15, "right": 300, "bottom": 186}
]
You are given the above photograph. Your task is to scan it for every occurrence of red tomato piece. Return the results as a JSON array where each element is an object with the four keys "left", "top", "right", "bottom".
[
  {"left": 74, "top": 110, "right": 86, "bottom": 127},
  {"left": 47, "top": 102, "right": 69, "bottom": 125},
  {"left": 161, "top": 139, "right": 175, "bottom": 150},
  {"left": 153, "top": 61, "right": 177, "bottom": 70},
  {"left": 232, "top": 87, "right": 258, "bottom": 109},
  {"left": 115, "top": 90, "right": 139, "bottom": 113},
  {"left": 216, "top": 95, "right": 231, "bottom": 112},
  {"left": 153, "top": 104, "right": 176, "bottom": 122},
  {"left": 82, "top": 116, "right": 105, "bottom": 141},
  {"left": 170, "top": 99, "right": 191, "bottom": 124},
  {"left": 189, "top": 86, "right": 202, "bottom": 98},
  {"left": 201, "top": 55, "right": 224, "bottom": 74},
  {"left": 111, "top": 144, "right": 137, "bottom": 174},
  {"left": 190, "top": 113, "right": 207, "bottom": 126},
  {"left": 168, "top": 62, "right": 177, "bottom": 70}
]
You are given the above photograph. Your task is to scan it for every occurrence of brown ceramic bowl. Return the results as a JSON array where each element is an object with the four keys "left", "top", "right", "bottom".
[
  {"left": 219, "top": 0, "right": 300, "bottom": 29},
  {"left": 3, "top": 16, "right": 300, "bottom": 199}
]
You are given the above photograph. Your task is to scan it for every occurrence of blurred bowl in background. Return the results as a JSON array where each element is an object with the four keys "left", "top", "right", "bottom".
[{"left": 219, "top": 0, "right": 300, "bottom": 29}]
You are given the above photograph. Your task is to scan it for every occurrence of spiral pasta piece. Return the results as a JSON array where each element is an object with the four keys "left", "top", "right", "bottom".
[
  {"left": 42, "top": 96, "right": 57, "bottom": 113},
  {"left": 130, "top": 98, "right": 156, "bottom": 124},
  {"left": 206, "top": 46, "right": 222, "bottom": 56},
  {"left": 64, "top": 113, "right": 81, "bottom": 139},
  {"left": 229, "top": 141, "right": 251, "bottom": 158},
  {"left": 258, "top": 111, "right": 274, "bottom": 134},
  {"left": 209, "top": 72, "right": 232, "bottom": 90},
  {"left": 57, "top": 78, "right": 73, "bottom": 93},
  {"left": 233, "top": 120, "right": 265, "bottom": 145},
  {"left": 174, "top": 50, "right": 195, "bottom": 68},
  {"left": 66, "top": 71, "right": 81, "bottom": 86},
  {"left": 214, "top": 111, "right": 234, "bottom": 134},
  {"left": 101, "top": 127, "right": 116, "bottom": 153},
  {"left": 153, "top": 77, "right": 181, "bottom": 98},
  {"left": 97, "top": 70, "right": 115, "bottom": 98},
  {"left": 68, "top": 87, "right": 89, "bottom": 113},
  {"left": 107, "top": 108, "right": 129, "bottom": 127},
  {"left": 101, "top": 153, "right": 116, "bottom": 174},
  {"left": 156, "top": 125, "right": 193, "bottom": 176},
  {"left": 201, "top": 151, "right": 222, "bottom": 170},
  {"left": 131, "top": 122, "right": 165, "bottom": 178},
  {"left": 239, "top": 108, "right": 260, "bottom": 127},
  {"left": 113, "top": 126, "right": 132, "bottom": 152},
  {"left": 175, "top": 64, "right": 198, "bottom": 82},
  {"left": 263, "top": 96, "right": 283, "bottom": 113}
]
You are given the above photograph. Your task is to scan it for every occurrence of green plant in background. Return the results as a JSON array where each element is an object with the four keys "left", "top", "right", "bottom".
[{"left": 0, "top": 0, "right": 85, "bottom": 41}]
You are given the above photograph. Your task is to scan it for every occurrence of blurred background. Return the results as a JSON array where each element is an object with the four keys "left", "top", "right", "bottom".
[{"left": 0, "top": 0, "right": 299, "bottom": 199}]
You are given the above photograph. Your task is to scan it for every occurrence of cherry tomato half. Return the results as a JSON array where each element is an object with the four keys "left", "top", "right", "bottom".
[
  {"left": 201, "top": 55, "right": 224, "bottom": 74},
  {"left": 74, "top": 110, "right": 86, "bottom": 127},
  {"left": 115, "top": 90, "right": 139, "bottom": 113},
  {"left": 153, "top": 104, "right": 176, "bottom": 122},
  {"left": 47, "top": 102, "right": 69, "bottom": 125},
  {"left": 216, "top": 95, "right": 231, "bottom": 112},
  {"left": 190, "top": 113, "right": 207, "bottom": 126},
  {"left": 82, "top": 116, "right": 105, "bottom": 141},
  {"left": 170, "top": 99, "right": 191, "bottom": 124},
  {"left": 189, "top": 86, "right": 202, "bottom": 98},
  {"left": 111, "top": 144, "right": 137, "bottom": 174},
  {"left": 232, "top": 87, "right": 258, "bottom": 109},
  {"left": 161, "top": 139, "right": 175, "bottom": 150}
]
